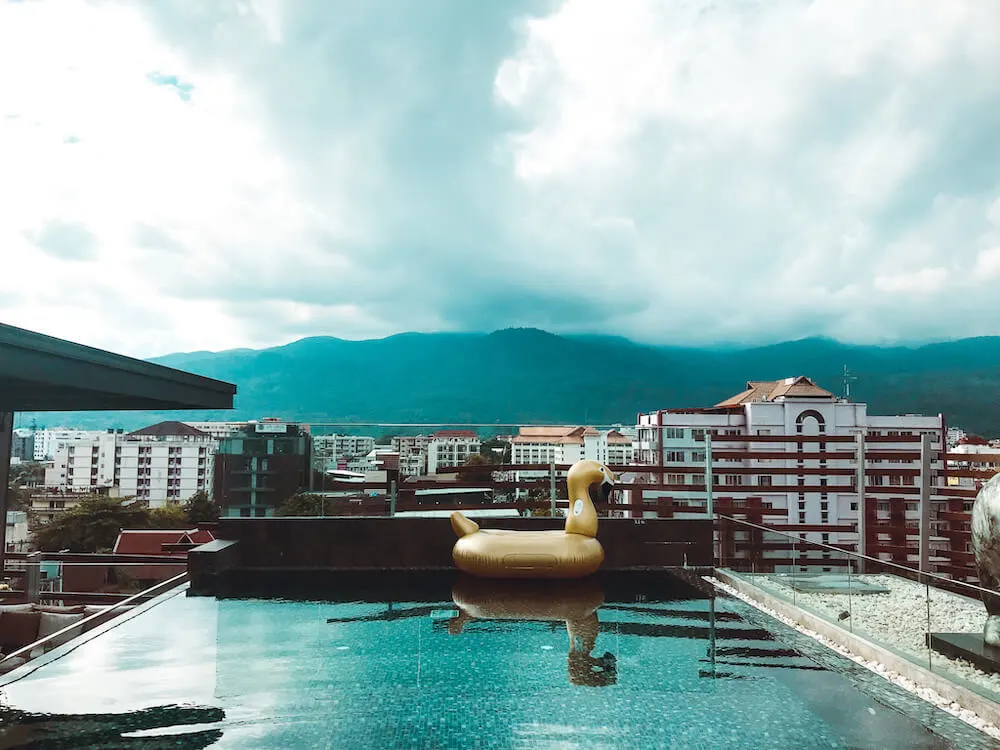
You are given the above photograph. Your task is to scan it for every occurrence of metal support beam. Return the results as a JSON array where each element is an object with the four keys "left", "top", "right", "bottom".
[
  {"left": 0, "top": 412, "right": 12, "bottom": 578},
  {"left": 855, "top": 431, "right": 866, "bottom": 573},
  {"left": 919, "top": 432, "right": 932, "bottom": 572},
  {"left": 704, "top": 434, "right": 713, "bottom": 518}
]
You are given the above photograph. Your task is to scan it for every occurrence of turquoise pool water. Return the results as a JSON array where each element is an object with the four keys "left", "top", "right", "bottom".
[{"left": 0, "top": 573, "right": 984, "bottom": 749}]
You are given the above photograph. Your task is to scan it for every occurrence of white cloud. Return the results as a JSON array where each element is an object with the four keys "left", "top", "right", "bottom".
[
  {"left": 2, "top": 0, "right": 1000, "bottom": 356},
  {"left": 873, "top": 267, "right": 949, "bottom": 294}
]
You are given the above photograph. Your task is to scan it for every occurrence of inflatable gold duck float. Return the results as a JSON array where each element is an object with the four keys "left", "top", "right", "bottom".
[{"left": 450, "top": 459, "right": 614, "bottom": 579}]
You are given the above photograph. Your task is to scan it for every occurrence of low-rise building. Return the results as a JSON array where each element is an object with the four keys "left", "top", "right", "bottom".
[{"left": 427, "top": 430, "right": 481, "bottom": 475}]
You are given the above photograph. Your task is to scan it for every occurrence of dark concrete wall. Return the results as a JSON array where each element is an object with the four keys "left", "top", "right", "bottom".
[{"left": 203, "top": 516, "right": 711, "bottom": 572}]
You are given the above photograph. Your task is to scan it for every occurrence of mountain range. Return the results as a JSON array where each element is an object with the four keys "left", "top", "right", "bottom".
[{"left": 17, "top": 328, "right": 1000, "bottom": 436}]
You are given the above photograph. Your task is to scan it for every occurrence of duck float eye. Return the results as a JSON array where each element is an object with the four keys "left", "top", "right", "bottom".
[{"left": 449, "top": 459, "right": 605, "bottom": 579}]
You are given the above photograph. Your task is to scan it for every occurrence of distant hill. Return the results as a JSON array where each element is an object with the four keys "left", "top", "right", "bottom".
[{"left": 18, "top": 328, "right": 1000, "bottom": 435}]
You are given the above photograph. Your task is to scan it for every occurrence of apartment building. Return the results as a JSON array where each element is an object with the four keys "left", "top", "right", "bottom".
[
  {"left": 33, "top": 428, "right": 113, "bottom": 461},
  {"left": 510, "top": 426, "right": 636, "bottom": 467},
  {"left": 636, "top": 376, "right": 944, "bottom": 554},
  {"left": 42, "top": 422, "right": 216, "bottom": 506},
  {"left": 115, "top": 422, "right": 216, "bottom": 504},
  {"left": 213, "top": 420, "right": 311, "bottom": 517},
  {"left": 312, "top": 434, "right": 377, "bottom": 472},
  {"left": 426, "top": 430, "right": 481, "bottom": 475}
]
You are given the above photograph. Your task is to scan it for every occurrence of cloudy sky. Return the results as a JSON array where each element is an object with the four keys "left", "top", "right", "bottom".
[{"left": 2, "top": 0, "right": 999, "bottom": 357}]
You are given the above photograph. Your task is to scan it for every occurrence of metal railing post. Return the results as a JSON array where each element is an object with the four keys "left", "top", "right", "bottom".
[
  {"left": 704, "top": 434, "right": 713, "bottom": 518},
  {"left": 855, "top": 431, "right": 866, "bottom": 574},
  {"left": 919, "top": 432, "right": 932, "bottom": 572},
  {"left": 389, "top": 480, "right": 397, "bottom": 517},
  {"left": 25, "top": 551, "right": 41, "bottom": 603}
]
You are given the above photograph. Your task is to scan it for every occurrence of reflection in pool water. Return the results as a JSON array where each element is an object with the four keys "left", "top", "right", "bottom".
[
  {"left": 448, "top": 575, "right": 616, "bottom": 687},
  {"left": 0, "top": 704, "right": 224, "bottom": 749}
]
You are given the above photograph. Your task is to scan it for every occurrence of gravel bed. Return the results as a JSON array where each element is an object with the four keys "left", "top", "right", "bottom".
[{"left": 750, "top": 572, "right": 1000, "bottom": 698}]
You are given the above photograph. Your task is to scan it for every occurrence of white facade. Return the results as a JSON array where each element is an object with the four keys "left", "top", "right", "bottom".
[
  {"left": 44, "top": 432, "right": 119, "bottom": 491},
  {"left": 115, "top": 440, "right": 214, "bottom": 505},
  {"left": 33, "top": 428, "right": 111, "bottom": 461},
  {"left": 182, "top": 421, "right": 248, "bottom": 441},
  {"left": 636, "top": 377, "right": 945, "bottom": 557},
  {"left": 427, "top": 433, "right": 481, "bottom": 475},
  {"left": 42, "top": 425, "right": 216, "bottom": 507},
  {"left": 511, "top": 427, "right": 635, "bottom": 468},
  {"left": 5, "top": 511, "right": 29, "bottom": 553},
  {"left": 312, "top": 434, "right": 377, "bottom": 471}
]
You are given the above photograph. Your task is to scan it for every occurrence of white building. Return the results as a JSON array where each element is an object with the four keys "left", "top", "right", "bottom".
[
  {"left": 510, "top": 426, "right": 635, "bottom": 468},
  {"left": 5, "top": 511, "right": 29, "bottom": 553},
  {"left": 182, "top": 421, "right": 248, "bottom": 441},
  {"left": 32, "top": 428, "right": 112, "bottom": 461},
  {"left": 426, "top": 431, "right": 481, "bottom": 475},
  {"left": 43, "top": 421, "right": 216, "bottom": 506},
  {"left": 312, "top": 434, "right": 377, "bottom": 471},
  {"left": 44, "top": 431, "right": 119, "bottom": 491},
  {"left": 636, "top": 376, "right": 945, "bottom": 556}
]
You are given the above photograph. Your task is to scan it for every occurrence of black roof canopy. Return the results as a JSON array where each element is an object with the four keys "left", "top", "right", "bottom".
[{"left": 0, "top": 323, "right": 236, "bottom": 412}]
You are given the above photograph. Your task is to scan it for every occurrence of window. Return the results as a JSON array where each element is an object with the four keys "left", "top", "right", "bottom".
[
  {"left": 820, "top": 502, "right": 828, "bottom": 510},
  {"left": 819, "top": 478, "right": 828, "bottom": 487},
  {"left": 667, "top": 474, "right": 685, "bottom": 485},
  {"left": 691, "top": 451, "right": 706, "bottom": 462},
  {"left": 850, "top": 502, "right": 858, "bottom": 511},
  {"left": 724, "top": 475, "right": 743, "bottom": 486},
  {"left": 798, "top": 512, "right": 806, "bottom": 523},
  {"left": 665, "top": 451, "right": 685, "bottom": 462},
  {"left": 877, "top": 501, "right": 890, "bottom": 512},
  {"left": 759, "top": 475, "right": 772, "bottom": 487},
  {"left": 905, "top": 502, "right": 918, "bottom": 512},
  {"left": 798, "top": 501, "right": 806, "bottom": 510},
  {"left": 691, "top": 429, "right": 705, "bottom": 441},
  {"left": 664, "top": 428, "right": 684, "bottom": 440}
]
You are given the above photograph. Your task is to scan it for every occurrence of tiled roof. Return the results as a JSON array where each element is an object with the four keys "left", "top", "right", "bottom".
[
  {"left": 715, "top": 376, "right": 834, "bottom": 407},
  {"left": 432, "top": 430, "right": 478, "bottom": 439},
  {"left": 112, "top": 527, "right": 215, "bottom": 555},
  {"left": 127, "top": 421, "right": 210, "bottom": 438}
]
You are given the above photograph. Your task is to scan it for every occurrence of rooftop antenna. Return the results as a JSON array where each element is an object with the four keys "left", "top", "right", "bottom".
[{"left": 842, "top": 364, "right": 857, "bottom": 400}]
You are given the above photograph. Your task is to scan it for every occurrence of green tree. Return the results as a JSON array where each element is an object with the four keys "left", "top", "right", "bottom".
[
  {"left": 33, "top": 496, "right": 150, "bottom": 553},
  {"left": 183, "top": 491, "right": 218, "bottom": 524},
  {"left": 463, "top": 453, "right": 495, "bottom": 484},
  {"left": 148, "top": 503, "right": 190, "bottom": 529},
  {"left": 276, "top": 492, "right": 327, "bottom": 516},
  {"left": 479, "top": 438, "right": 511, "bottom": 464},
  {"left": 7, "top": 462, "right": 46, "bottom": 511}
]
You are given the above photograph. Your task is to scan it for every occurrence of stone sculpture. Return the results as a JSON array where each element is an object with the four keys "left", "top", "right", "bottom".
[{"left": 971, "top": 473, "right": 1000, "bottom": 645}]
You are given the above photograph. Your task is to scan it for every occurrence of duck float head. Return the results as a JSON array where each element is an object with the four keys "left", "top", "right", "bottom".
[
  {"left": 449, "top": 459, "right": 614, "bottom": 579},
  {"left": 971, "top": 474, "right": 1000, "bottom": 645}
]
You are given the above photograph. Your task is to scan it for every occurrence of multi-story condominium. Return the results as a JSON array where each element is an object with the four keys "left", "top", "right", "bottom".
[
  {"left": 213, "top": 420, "right": 311, "bottom": 517},
  {"left": 11, "top": 429, "right": 34, "bottom": 461},
  {"left": 426, "top": 430, "right": 481, "bottom": 475},
  {"left": 33, "top": 428, "right": 113, "bottom": 461},
  {"left": 43, "top": 422, "right": 216, "bottom": 507},
  {"left": 182, "top": 421, "right": 248, "bottom": 442},
  {"left": 44, "top": 431, "right": 119, "bottom": 492},
  {"left": 635, "top": 376, "right": 945, "bottom": 555},
  {"left": 115, "top": 422, "right": 216, "bottom": 505}
]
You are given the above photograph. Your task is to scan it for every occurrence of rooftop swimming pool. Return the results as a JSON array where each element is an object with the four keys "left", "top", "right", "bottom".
[{"left": 0, "top": 572, "right": 990, "bottom": 749}]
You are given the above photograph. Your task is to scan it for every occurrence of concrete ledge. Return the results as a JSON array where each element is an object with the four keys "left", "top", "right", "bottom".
[{"left": 715, "top": 569, "right": 1000, "bottom": 729}]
